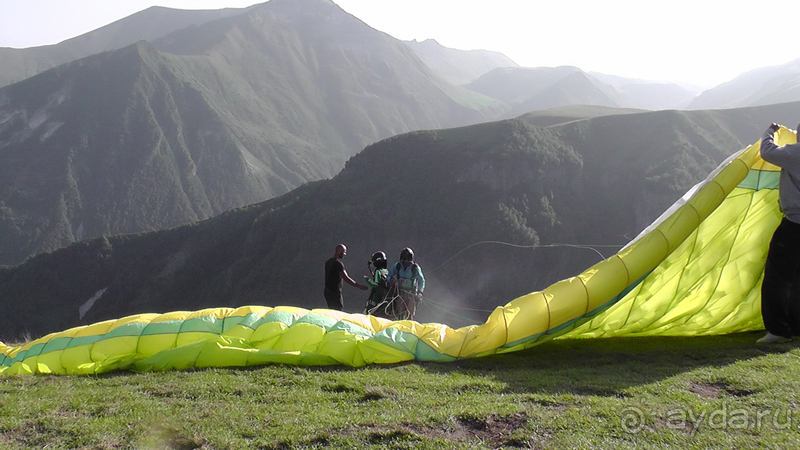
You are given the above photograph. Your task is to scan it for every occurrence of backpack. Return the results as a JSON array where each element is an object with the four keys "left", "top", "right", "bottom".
[{"left": 393, "top": 262, "right": 418, "bottom": 277}]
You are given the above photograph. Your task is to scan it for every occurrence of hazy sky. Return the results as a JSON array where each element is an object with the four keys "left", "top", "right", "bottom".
[{"left": 1, "top": 0, "right": 797, "bottom": 88}]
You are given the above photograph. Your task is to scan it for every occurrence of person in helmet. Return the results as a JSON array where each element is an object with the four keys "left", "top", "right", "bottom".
[
  {"left": 363, "top": 251, "right": 390, "bottom": 317},
  {"left": 385, "top": 247, "right": 425, "bottom": 319},
  {"left": 324, "top": 244, "right": 367, "bottom": 311}
]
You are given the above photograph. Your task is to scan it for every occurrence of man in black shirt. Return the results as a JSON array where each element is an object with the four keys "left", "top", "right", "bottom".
[{"left": 324, "top": 244, "right": 367, "bottom": 311}]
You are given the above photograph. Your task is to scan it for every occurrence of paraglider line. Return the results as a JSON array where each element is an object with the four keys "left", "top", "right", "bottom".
[
  {"left": 428, "top": 241, "right": 623, "bottom": 273},
  {"left": 419, "top": 240, "right": 624, "bottom": 320},
  {"left": 421, "top": 299, "right": 488, "bottom": 323},
  {"left": 423, "top": 297, "right": 495, "bottom": 313}
]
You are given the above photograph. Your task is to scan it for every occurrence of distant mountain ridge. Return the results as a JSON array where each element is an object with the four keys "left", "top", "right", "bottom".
[
  {"left": 688, "top": 58, "right": 800, "bottom": 110},
  {"left": 589, "top": 72, "right": 702, "bottom": 110},
  {"left": 403, "top": 38, "right": 519, "bottom": 85},
  {"left": 2, "top": 0, "right": 799, "bottom": 112},
  {"left": 0, "top": 5, "right": 250, "bottom": 87},
  {"left": 466, "top": 66, "right": 701, "bottom": 117}
]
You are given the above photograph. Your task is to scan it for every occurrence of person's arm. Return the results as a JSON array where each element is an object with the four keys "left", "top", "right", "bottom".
[
  {"left": 364, "top": 271, "right": 379, "bottom": 289},
  {"left": 386, "top": 263, "right": 397, "bottom": 283},
  {"left": 761, "top": 124, "right": 800, "bottom": 172},
  {"left": 342, "top": 268, "right": 368, "bottom": 290},
  {"left": 415, "top": 266, "right": 425, "bottom": 294},
  {"left": 760, "top": 123, "right": 781, "bottom": 161}
]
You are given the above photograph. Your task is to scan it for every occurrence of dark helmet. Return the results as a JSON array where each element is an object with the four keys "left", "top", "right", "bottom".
[
  {"left": 371, "top": 251, "right": 387, "bottom": 270},
  {"left": 400, "top": 247, "right": 414, "bottom": 262},
  {"left": 371, "top": 251, "right": 386, "bottom": 264}
]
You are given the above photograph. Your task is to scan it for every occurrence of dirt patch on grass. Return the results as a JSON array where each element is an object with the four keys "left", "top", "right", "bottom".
[
  {"left": 353, "top": 412, "right": 532, "bottom": 447},
  {"left": 689, "top": 381, "right": 725, "bottom": 398},
  {"left": 689, "top": 381, "right": 756, "bottom": 399}
]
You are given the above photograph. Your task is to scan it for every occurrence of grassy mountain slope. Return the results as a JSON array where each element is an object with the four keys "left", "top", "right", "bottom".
[
  {"left": 153, "top": 0, "right": 500, "bottom": 150},
  {"left": 0, "top": 41, "right": 324, "bottom": 265},
  {"left": 0, "top": 6, "right": 250, "bottom": 88},
  {"left": 404, "top": 38, "right": 519, "bottom": 85},
  {"left": 0, "top": 0, "right": 501, "bottom": 266},
  {"left": 2, "top": 102, "right": 798, "bottom": 340},
  {"left": 517, "top": 105, "right": 645, "bottom": 128}
]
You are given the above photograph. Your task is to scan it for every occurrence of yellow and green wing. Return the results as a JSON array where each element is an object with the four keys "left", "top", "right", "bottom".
[{"left": 2, "top": 128, "right": 793, "bottom": 375}]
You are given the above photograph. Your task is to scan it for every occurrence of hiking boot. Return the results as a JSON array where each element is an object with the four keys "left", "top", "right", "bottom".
[{"left": 756, "top": 332, "right": 792, "bottom": 344}]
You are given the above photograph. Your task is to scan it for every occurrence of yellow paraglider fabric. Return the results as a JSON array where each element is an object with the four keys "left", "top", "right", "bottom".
[
  {"left": 0, "top": 128, "right": 794, "bottom": 375},
  {"left": 563, "top": 127, "right": 793, "bottom": 338}
]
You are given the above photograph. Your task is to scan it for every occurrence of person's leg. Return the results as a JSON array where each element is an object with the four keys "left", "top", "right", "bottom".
[
  {"left": 324, "top": 289, "right": 343, "bottom": 311},
  {"left": 780, "top": 221, "right": 800, "bottom": 336},
  {"left": 761, "top": 219, "right": 800, "bottom": 339},
  {"left": 789, "top": 280, "right": 800, "bottom": 337},
  {"left": 406, "top": 296, "right": 417, "bottom": 321},
  {"left": 761, "top": 258, "right": 792, "bottom": 339},
  {"left": 396, "top": 287, "right": 416, "bottom": 320}
]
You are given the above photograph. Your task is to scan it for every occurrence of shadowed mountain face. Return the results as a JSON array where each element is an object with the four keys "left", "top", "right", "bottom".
[
  {"left": 2, "top": 102, "right": 798, "bottom": 340},
  {"left": 151, "top": 0, "right": 497, "bottom": 149},
  {"left": 0, "top": 0, "right": 498, "bottom": 266},
  {"left": 0, "top": 41, "right": 323, "bottom": 265}
]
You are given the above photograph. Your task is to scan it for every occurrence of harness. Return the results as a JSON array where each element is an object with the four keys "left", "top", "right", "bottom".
[
  {"left": 364, "top": 262, "right": 421, "bottom": 320},
  {"left": 390, "top": 262, "right": 420, "bottom": 290}
]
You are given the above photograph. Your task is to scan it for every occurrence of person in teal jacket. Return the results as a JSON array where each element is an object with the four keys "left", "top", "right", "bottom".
[{"left": 386, "top": 247, "right": 425, "bottom": 320}]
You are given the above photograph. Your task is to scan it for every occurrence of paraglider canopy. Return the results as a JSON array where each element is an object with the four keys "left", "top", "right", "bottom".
[{"left": 1, "top": 127, "right": 795, "bottom": 376}]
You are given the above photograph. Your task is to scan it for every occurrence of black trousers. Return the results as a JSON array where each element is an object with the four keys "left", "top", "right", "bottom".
[
  {"left": 761, "top": 218, "right": 800, "bottom": 338},
  {"left": 324, "top": 288, "right": 343, "bottom": 311}
]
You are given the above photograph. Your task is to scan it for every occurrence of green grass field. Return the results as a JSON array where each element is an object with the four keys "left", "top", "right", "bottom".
[{"left": 1, "top": 332, "right": 798, "bottom": 449}]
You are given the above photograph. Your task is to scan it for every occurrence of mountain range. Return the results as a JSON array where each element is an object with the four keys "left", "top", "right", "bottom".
[
  {"left": 1, "top": 0, "right": 800, "bottom": 338},
  {"left": 0, "top": 0, "right": 500, "bottom": 266}
]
